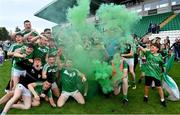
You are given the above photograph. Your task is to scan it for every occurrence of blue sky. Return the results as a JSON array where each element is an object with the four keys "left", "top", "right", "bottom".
[{"left": 0, "top": 0, "right": 56, "bottom": 33}]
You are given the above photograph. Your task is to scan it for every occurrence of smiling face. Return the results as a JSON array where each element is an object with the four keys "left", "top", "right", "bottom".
[
  {"left": 39, "top": 36, "right": 48, "bottom": 46},
  {"left": 15, "top": 35, "right": 23, "bottom": 43},
  {"left": 150, "top": 44, "right": 159, "bottom": 54},
  {"left": 48, "top": 56, "right": 56, "bottom": 66},
  {"left": 44, "top": 30, "right": 51, "bottom": 38}
]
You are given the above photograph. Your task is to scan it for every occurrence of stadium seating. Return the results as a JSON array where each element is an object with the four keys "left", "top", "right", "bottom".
[
  {"left": 133, "top": 12, "right": 173, "bottom": 37},
  {"left": 161, "top": 13, "right": 180, "bottom": 31},
  {"left": 149, "top": 30, "right": 180, "bottom": 46}
]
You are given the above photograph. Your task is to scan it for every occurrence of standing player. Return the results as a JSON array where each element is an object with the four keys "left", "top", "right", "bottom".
[
  {"left": 139, "top": 43, "right": 167, "bottom": 107},
  {"left": 9, "top": 43, "right": 34, "bottom": 90},
  {"left": 121, "top": 43, "right": 136, "bottom": 89},
  {"left": 112, "top": 53, "right": 128, "bottom": 105},
  {"left": 7, "top": 33, "right": 25, "bottom": 91}
]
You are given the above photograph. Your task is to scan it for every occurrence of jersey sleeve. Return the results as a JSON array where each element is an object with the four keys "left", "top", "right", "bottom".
[
  {"left": 16, "top": 59, "right": 32, "bottom": 70},
  {"left": 8, "top": 44, "right": 15, "bottom": 52},
  {"left": 43, "top": 64, "right": 49, "bottom": 72},
  {"left": 35, "top": 82, "right": 43, "bottom": 86},
  {"left": 47, "top": 89, "right": 53, "bottom": 98}
]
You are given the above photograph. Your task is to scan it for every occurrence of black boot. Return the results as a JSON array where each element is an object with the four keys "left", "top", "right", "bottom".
[
  {"left": 143, "top": 96, "right": 148, "bottom": 103},
  {"left": 161, "top": 100, "right": 167, "bottom": 107}
]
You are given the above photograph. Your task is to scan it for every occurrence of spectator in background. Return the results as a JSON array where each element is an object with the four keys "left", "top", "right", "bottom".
[
  {"left": 171, "top": 38, "right": 180, "bottom": 62},
  {"left": 15, "top": 26, "right": 21, "bottom": 32},
  {"left": 148, "top": 23, "right": 160, "bottom": 34},
  {"left": 0, "top": 47, "right": 4, "bottom": 66},
  {"left": 151, "top": 24, "right": 156, "bottom": 34},
  {"left": 2, "top": 40, "right": 11, "bottom": 61},
  {"left": 148, "top": 23, "right": 152, "bottom": 33},
  {"left": 160, "top": 44, "right": 168, "bottom": 63},
  {"left": 166, "top": 36, "right": 170, "bottom": 46},
  {"left": 155, "top": 24, "right": 160, "bottom": 34},
  {"left": 0, "top": 41, "right": 2, "bottom": 48},
  {"left": 155, "top": 37, "right": 161, "bottom": 49}
]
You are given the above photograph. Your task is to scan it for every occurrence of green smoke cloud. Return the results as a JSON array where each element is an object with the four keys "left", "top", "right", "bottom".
[{"left": 53, "top": 0, "right": 141, "bottom": 94}]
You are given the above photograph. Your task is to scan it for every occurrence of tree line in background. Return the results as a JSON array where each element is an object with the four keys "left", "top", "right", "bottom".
[{"left": 0, "top": 27, "right": 11, "bottom": 41}]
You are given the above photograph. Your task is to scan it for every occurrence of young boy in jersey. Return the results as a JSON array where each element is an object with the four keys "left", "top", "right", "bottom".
[
  {"left": 42, "top": 55, "right": 60, "bottom": 97},
  {"left": 57, "top": 59, "right": 87, "bottom": 108},
  {"left": 28, "top": 81, "right": 56, "bottom": 107},
  {"left": 139, "top": 43, "right": 167, "bottom": 107},
  {"left": 112, "top": 53, "right": 128, "bottom": 105}
]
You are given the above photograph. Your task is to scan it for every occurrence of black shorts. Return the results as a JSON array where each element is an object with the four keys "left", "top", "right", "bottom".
[{"left": 145, "top": 76, "right": 161, "bottom": 87}]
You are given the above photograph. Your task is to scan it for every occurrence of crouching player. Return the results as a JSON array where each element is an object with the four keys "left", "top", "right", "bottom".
[
  {"left": 139, "top": 43, "right": 167, "bottom": 107},
  {"left": 28, "top": 81, "right": 56, "bottom": 107},
  {"left": 57, "top": 60, "right": 87, "bottom": 108},
  {"left": 112, "top": 53, "right": 128, "bottom": 105}
]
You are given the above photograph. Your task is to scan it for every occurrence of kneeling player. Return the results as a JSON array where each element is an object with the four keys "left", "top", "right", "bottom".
[{"left": 57, "top": 60, "right": 87, "bottom": 108}]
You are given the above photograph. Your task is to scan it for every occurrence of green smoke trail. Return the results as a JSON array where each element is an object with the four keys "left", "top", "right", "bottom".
[
  {"left": 93, "top": 60, "right": 113, "bottom": 94},
  {"left": 53, "top": 1, "right": 141, "bottom": 95}
]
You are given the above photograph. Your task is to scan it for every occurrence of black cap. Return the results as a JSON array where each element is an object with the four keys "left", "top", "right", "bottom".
[{"left": 15, "top": 32, "right": 24, "bottom": 37}]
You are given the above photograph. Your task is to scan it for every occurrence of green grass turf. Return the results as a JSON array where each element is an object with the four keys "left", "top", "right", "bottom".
[{"left": 0, "top": 60, "right": 180, "bottom": 114}]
